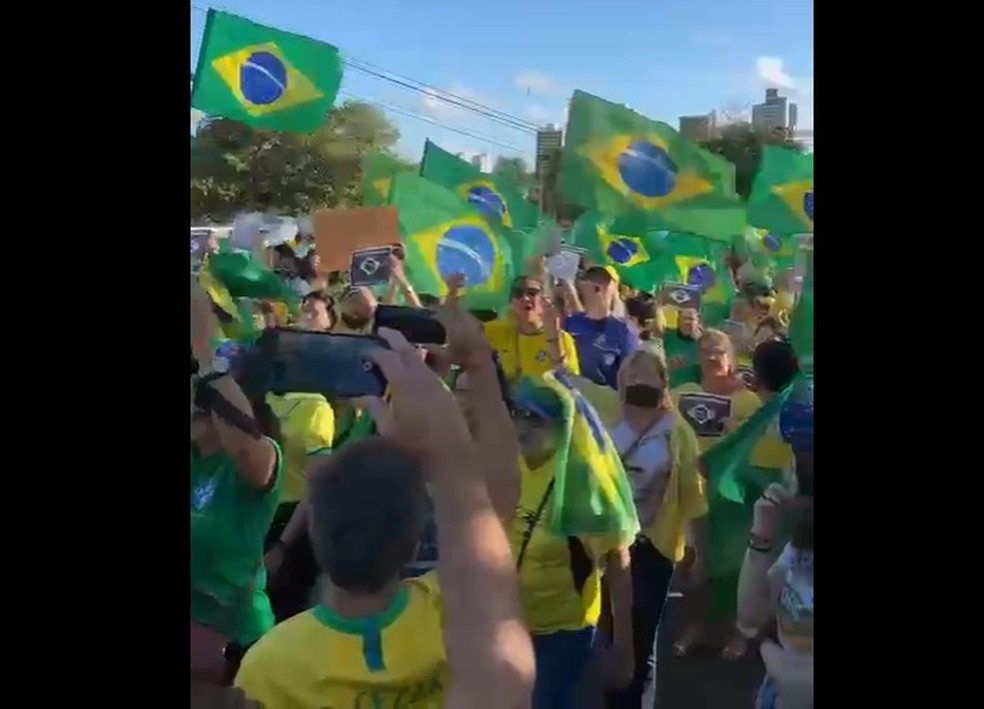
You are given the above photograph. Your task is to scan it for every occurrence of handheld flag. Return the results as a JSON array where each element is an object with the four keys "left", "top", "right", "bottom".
[
  {"left": 748, "top": 146, "right": 814, "bottom": 235},
  {"left": 559, "top": 90, "right": 725, "bottom": 216},
  {"left": 388, "top": 172, "right": 514, "bottom": 310},
  {"left": 513, "top": 371, "right": 639, "bottom": 547},
  {"left": 362, "top": 152, "right": 411, "bottom": 207},
  {"left": 191, "top": 9, "right": 343, "bottom": 133}
]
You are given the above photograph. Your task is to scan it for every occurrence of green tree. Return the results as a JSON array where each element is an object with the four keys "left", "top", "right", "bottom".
[
  {"left": 191, "top": 101, "right": 401, "bottom": 223},
  {"left": 492, "top": 156, "right": 533, "bottom": 190},
  {"left": 700, "top": 123, "right": 803, "bottom": 200}
]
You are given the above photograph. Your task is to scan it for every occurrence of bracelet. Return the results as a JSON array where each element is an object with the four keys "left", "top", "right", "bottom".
[{"left": 748, "top": 532, "right": 773, "bottom": 553}]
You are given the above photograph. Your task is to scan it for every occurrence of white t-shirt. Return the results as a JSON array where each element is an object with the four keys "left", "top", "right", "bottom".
[{"left": 609, "top": 415, "right": 674, "bottom": 505}]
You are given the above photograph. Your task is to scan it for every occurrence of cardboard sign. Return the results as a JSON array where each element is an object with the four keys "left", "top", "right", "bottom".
[
  {"left": 660, "top": 282, "right": 702, "bottom": 310},
  {"left": 350, "top": 247, "right": 393, "bottom": 287},
  {"left": 314, "top": 206, "right": 399, "bottom": 273},
  {"left": 678, "top": 392, "right": 732, "bottom": 437}
]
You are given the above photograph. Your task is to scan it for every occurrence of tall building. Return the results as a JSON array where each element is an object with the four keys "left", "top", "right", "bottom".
[
  {"left": 752, "top": 88, "right": 795, "bottom": 133},
  {"left": 679, "top": 113, "right": 716, "bottom": 141},
  {"left": 788, "top": 103, "right": 799, "bottom": 133},
  {"left": 535, "top": 124, "right": 563, "bottom": 180},
  {"left": 470, "top": 153, "right": 492, "bottom": 173}
]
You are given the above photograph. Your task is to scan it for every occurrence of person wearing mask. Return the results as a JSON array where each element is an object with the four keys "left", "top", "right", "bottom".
[
  {"left": 507, "top": 378, "right": 634, "bottom": 709},
  {"left": 664, "top": 307, "right": 702, "bottom": 388},
  {"left": 600, "top": 350, "right": 707, "bottom": 708},
  {"left": 561, "top": 266, "right": 639, "bottom": 388},
  {"left": 190, "top": 284, "right": 284, "bottom": 685},
  {"left": 235, "top": 323, "right": 534, "bottom": 709},
  {"left": 483, "top": 275, "right": 580, "bottom": 384},
  {"left": 671, "top": 328, "right": 761, "bottom": 661}
]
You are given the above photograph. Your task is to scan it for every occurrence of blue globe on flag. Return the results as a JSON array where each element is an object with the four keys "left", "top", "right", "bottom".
[
  {"left": 686, "top": 263, "right": 716, "bottom": 292},
  {"left": 763, "top": 232, "right": 781, "bottom": 253},
  {"left": 436, "top": 225, "right": 495, "bottom": 286},
  {"left": 617, "top": 140, "right": 677, "bottom": 198},
  {"left": 466, "top": 186, "right": 507, "bottom": 223},
  {"left": 240, "top": 52, "right": 288, "bottom": 105},
  {"left": 606, "top": 238, "right": 638, "bottom": 265},
  {"left": 803, "top": 191, "right": 814, "bottom": 221}
]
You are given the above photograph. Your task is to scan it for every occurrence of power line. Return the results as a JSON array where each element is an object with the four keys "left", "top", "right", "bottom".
[
  {"left": 190, "top": 3, "right": 540, "bottom": 135},
  {"left": 337, "top": 91, "right": 526, "bottom": 153}
]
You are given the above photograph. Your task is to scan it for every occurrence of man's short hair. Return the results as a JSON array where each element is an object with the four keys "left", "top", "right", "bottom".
[
  {"left": 581, "top": 265, "right": 616, "bottom": 286},
  {"left": 303, "top": 290, "right": 334, "bottom": 309},
  {"left": 752, "top": 339, "right": 799, "bottom": 394},
  {"left": 307, "top": 438, "right": 428, "bottom": 592}
]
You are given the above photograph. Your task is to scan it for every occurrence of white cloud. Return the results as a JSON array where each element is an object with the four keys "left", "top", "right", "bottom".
[
  {"left": 419, "top": 82, "right": 496, "bottom": 120},
  {"left": 514, "top": 70, "right": 561, "bottom": 97},
  {"left": 753, "top": 56, "right": 814, "bottom": 130}
]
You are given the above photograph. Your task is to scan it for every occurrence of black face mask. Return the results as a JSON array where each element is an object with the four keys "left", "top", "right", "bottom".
[
  {"left": 623, "top": 384, "right": 664, "bottom": 408},
  {"left": 340, "top": 313, "right": 371, "bottom": 330}
]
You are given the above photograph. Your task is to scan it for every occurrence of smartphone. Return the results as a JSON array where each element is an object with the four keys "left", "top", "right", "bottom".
[
  {"left": 256, "top": 328, "right": 388, "bottom": 398},
  {"left": 374, "top": 304, "right": 447, "bottom": 345}
]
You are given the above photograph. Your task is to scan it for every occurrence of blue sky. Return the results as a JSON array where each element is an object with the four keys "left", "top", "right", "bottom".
[{"left": 190, "top": 0, "right": 813, "bottom": 165}]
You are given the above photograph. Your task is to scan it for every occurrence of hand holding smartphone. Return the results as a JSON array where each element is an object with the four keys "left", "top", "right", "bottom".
[{"left": 256, "top": 328, "right": 389, "bottom": 399}]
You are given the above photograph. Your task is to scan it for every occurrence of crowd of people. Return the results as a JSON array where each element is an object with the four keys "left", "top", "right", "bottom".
[{"left": 190, "top": 233, "right": 814, "bottom": 709}]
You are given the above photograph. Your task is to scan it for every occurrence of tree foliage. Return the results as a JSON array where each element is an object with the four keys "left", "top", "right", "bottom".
[
  {"left": 191, "top": 101, "right": 401, "bottom": 223},
  {"left": 700, "top": 123, "right": 803, "bottom": 200},
  {"left": 492, "top": 156, "right": 533, "bottom": 190}
]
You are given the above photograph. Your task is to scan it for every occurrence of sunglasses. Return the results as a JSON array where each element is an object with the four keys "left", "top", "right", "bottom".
[{"left": 511, "top": 287, "right": 542, "bottom": 299}]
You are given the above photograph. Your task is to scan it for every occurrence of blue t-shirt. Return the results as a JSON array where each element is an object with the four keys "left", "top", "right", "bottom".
[{"left": 562, "top": 313, "right": 639, "bottom": 388}]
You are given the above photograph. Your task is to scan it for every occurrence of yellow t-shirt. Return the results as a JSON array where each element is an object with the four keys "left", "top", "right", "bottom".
[
  {"left": 671, "top": 383, "right": 761, "bottom": 452},
  {"left": 509, "top": 458, "right": 609, "bottom": 634},
  {"left": 482, "top": 317, "right": 580, "bottom": 383},
  {"left": 265, "top": 393, "right": 335, "bottom": 504},
  {"left": 236, "top": 573, "right": 446, "bottom": 708}
]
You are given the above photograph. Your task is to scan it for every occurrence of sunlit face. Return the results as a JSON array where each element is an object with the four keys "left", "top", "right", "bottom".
[
  {"left": 509, "top": 279, "right": 543, "bottom": 322},
  {"left": 299, "top": 297, "right": 333, "bottom": 331},
  {"left": 698, "top": 337, "right": 732, "bottom": 379},
  {"left": 342, "top": 287, "right": 377, "bottom": 322},
  {"left": 678, "top": 309, "right": 700, "bottom": 337},
  {"left": 621, "top": 357, "right": 667, "bottom": 392},
  {"left": 579, "top": 273, "right": 615, "bottom": 309},
  {"left": 513, "top": 410, "right": 556, "bottom": 462}
]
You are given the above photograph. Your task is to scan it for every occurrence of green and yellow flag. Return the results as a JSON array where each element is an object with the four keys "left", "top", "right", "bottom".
[
  {"left": 420, "top": 141, "right": 540, "bottom": 231},
  {"left": 512, "top": 371, "right": 639, "bottom": 547},
  {"left": 191, "top": 9, "right": 343, "bottom": 133},
  {"left": 748, "top": 146, "right": 814, "bottom": 236},
  {"left": 362, "top": 152, "right": 411, "bottom": 207},
  {"left": 569, "top": 212, "right": 666, "bottom": 290},
  {"left": 388, "top": 172, "right": 514, "bottom": 310},
  {"left": 559, "top": 90, "right": 726, "bottom": 217}
]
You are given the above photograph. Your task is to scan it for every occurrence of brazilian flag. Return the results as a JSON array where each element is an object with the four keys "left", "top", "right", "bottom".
[
  {"left": 569, "top": 211, "right": 666, "bottom": 290},
  {"left": 748, "top": 146, "right": 814, "bottom": 236},
  {"left": 191, "top": 9, "right": 343, "bottom": 133},
  {"left": 362, "top": 152, "right": 411, "bottom": 207},
  {"left": 388, "top": 172, "right": 515, "bottom": 310},
  {"left": 420, "top": 141, "right": 546, "bottom": 270},
  {"left": 559, "top": 90, "right": 726, "bottom": 217}
]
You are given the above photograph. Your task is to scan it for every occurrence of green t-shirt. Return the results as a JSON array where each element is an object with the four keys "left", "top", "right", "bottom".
[
  {"left": 663, "top": 331, "right": 701, "bottom": 389},
  {"left": 190, "top": 438, "right": 283, "bottom": 644}
]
